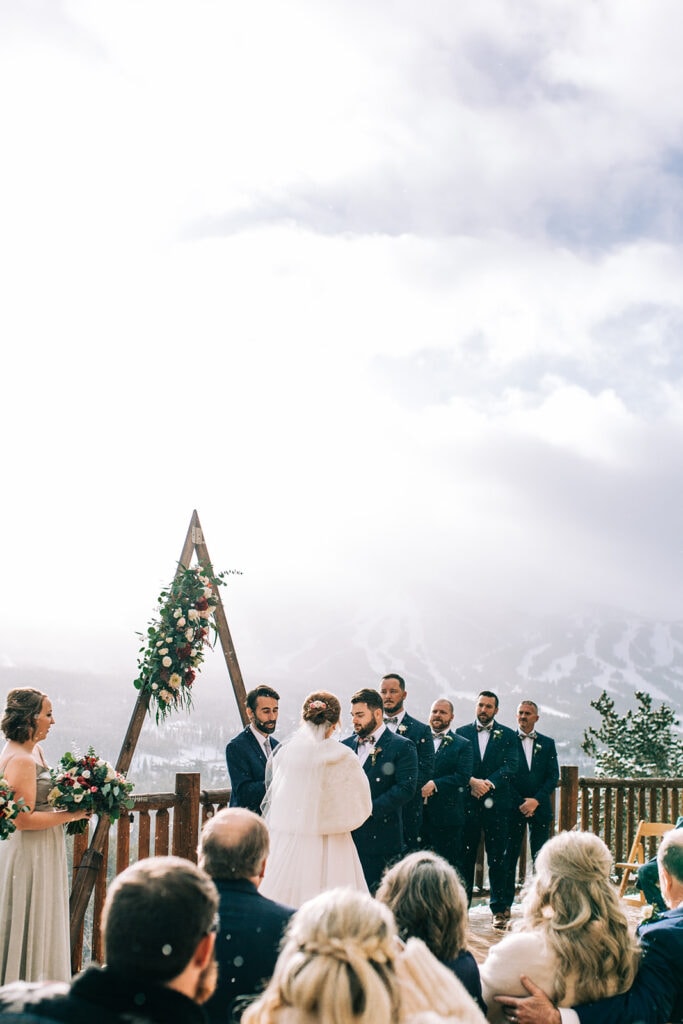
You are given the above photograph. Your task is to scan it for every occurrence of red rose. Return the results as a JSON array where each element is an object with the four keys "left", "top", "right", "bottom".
[
  {"left": 195, "top": 597, "right": 209, "bottom": 611},
  {"left": 185, "top": 669, "right": 195, "bottom": 685},
  {"left": 177, "top": 644, "right": 193, "bottom": 660}
]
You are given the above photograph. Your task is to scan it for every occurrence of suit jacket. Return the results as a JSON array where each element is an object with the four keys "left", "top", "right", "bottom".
[
  {"left": 225, "top": 727, "right": 279, "bottom": 814},
  {"left": 342, "top": 728, "right": 418, "bottom": 864},
  {"left": 576, "top": 905, "right": 683, "bottom": 1024},
  {"left": 509, "top": 730, "right": 559, "bottom": 822},
  {"left": 455, "top": 721, "right": 519, "bottom": 813},
  {"left": 393, "top": 712, "right": 435, "bottom": 839},
  {"left": 204, "top": 878, "right": 294, "bottom": 1024},
  {"left": 422, "top": 731, "right": 474, "bottom": 834}
]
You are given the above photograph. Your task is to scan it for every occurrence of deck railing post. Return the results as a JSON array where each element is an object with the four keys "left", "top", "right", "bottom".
[
  {"left": 172, "top": 773, "right": 201, "bottom": 861},
  {"left": 559, "top": 764, "right": 579, "bottom": 832}
]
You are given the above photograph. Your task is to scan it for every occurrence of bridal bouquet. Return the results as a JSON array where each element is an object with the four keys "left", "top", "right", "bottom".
[
  {"left": 48, "top": 748, "right": 135, "bottom": 835},
  {"left": 0, "top": 775, "right": 26, "bottom": 840}
]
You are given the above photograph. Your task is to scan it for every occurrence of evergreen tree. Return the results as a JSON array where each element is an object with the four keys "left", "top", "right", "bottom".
[{"left": 582, "top": 690, "right": 683, "bottom": 777}]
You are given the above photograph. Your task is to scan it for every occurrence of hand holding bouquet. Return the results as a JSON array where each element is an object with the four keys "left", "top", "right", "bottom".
[
  {"left": 0, "top": 775, "right": 26, "bottom": 840},
  {"left": 48, "top": 748, "right": 135, "bottom": 835}
]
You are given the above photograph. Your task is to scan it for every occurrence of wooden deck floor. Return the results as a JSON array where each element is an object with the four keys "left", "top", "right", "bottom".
[{"left": 467, "top": 895, "right": 644, "bottom": 964}]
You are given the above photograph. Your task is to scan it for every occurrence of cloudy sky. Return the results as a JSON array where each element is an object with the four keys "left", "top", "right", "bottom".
[{"left": 2, "top": 0, "right": 683, "bottom": 679}]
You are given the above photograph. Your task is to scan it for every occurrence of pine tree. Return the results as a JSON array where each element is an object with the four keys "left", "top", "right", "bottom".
[{"left": 582, "top": 690, "right": 683, "bottom": 777}]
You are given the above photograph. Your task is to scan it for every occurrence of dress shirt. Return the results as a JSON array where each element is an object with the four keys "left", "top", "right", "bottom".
[
  {"left": 519, "top": 731, "right": 535, "bottom": 768},
  {"left": 477, "top": 721, "right": 493, "bottom": 758},
  {"left": 384, "top": 710, "right": 406, "bottom": 732},
  {"left": 249, "top": 723, "right": 272, "bottom": 759},
  {"left": 357, "top": 724, "right": 386, "bottom": 766}
]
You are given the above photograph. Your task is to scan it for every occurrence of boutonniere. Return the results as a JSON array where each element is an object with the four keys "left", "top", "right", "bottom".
[
  {"left": 370, "top": 746, "right": 382, "bottom": 767},
  {"left": 492, "top": 729, "right": 503, "bottom": 741},
  {"left": 534, "top": 742, "right": 542, "bottom": 752},
  {"left": 397, "top": 723, "right": 407, "bottom": 734},
  {"left": 640, "top": 903, "right": 660, "bottom": 925},
  {"left": 441, "top": 735, "right": 453, "bottom": 747}
]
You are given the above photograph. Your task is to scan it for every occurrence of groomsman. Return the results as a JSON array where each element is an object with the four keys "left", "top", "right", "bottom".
[
  {"left": 343, "top": 687, "right": 418, "bottom": 893},
  {"left": 504, "top": 699, "right": 559, "bottom": 908},
  {"left": 456, "top": 690, "right": 519, "bottom": 930},
  {"left": 225, "top": 686, "right": 280, "bottom": 814},
  {"left": 420, "top": 698, "right": 473, "bottom": 872},
  {"left": 379, "top": 673, "right": 434, "bottom": 850}
]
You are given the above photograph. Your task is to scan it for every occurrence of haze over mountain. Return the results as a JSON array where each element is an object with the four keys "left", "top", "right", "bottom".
[{"left": 3, "top": 596, "right": 681, "bottom": 793}]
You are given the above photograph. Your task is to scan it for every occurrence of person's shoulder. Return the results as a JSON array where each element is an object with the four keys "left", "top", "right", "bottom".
[
  {"left": 226, "top": 727, "right": 252, "bottom": 749},
  {"left": 402, "top": 713, "right": 430, "bottom": 734},
  {"left": 535, "top": 731, "right": 557, "bottom": 747},
  {"left": 455, "top": 723, "right": 474, "bottom": 737},
  {"left": 493, "top": 722, "right": 517, "bottom": 739},
  {"left": 0, "top": 980, "right": 71, "bottom": 1018},
  {"left": 446, "top": 731, "right": 470, "bottom": 749},
  {"left": 341, "top": 734, "right": 356, "bottom": 748},
  {"left": 257, "top": 890, "right": 296, "bottom": 919}
]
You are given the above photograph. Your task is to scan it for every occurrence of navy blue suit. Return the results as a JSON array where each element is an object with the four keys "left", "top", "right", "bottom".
[
  {"left": 205, "top": 878, "right": 293, "bottom": 1023},
  {"left": 575, "top": 906, "right": 683, "bottom": 1024},
  {"left": 225, "top": 727, "right": 279, "bottom": 814},
  {"left": 421, "top": 730, "right": 473, "bottom": 872},
  {"left": 389, "top": 712, "right": 434, "bottom": 851},
  {"left": 342, "top": 728, "right": 418, "bottom": 893},
  {"left": 504, "top": 729, "right": 559, "bottom": 905},
  {"left": 455, "top": 720, "right": 519, "bottom": 913}
]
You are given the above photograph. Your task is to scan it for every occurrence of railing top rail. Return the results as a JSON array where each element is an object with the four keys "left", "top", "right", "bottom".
[
  {"left": 131, "top": 793, "right": 177, "bottom": 810},
  {"left": 579, "top": 777, "right": 683, "bottom": 787}
]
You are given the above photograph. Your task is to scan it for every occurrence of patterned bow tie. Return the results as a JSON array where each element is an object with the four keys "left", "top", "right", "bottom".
[
  {"left": 476, "top": 723, "right": 493, "bottom": 732},
  {"left": 357, "top": 735, "right": 376, "bottom": 746},
  {"left": 384, "top": 716, "right": 399, "bottom": 725},
  {"left": 432, "top": 732, "right": 443, "bottom": 740},
  {"left": 520, "top": 731, "right": 537, "bottom": 740}
]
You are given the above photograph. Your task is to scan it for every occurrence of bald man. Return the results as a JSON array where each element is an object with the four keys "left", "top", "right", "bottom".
[{"left": 199, "top": 808, "right": 294, "bottom": 1023}]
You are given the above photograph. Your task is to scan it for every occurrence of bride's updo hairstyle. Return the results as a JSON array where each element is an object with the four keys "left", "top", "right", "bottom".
[
  {"left": 1, "top": 688, "right": 47, "bottom": 743},
  {"left": 242, "top": 888, "right": 400, "bottom": 1024},
  {"left": 302, "top": 691, "right": 341, "bottom": 729},
  {"left": 520, "top": 830, "right": 639, "bottom": 1003}
]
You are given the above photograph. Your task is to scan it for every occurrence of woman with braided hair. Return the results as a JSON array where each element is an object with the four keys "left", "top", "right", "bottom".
[
  {"left": 242, "top": 888, "right": 486, "bottom": 1024},
  {"left": 260, "top": 691, "right": 372, "bottom": 907},
  {"left": 479, "top": 830, "right": 639, "bottom": 1022}
]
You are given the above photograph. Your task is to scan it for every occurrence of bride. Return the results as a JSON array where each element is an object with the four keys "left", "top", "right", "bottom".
[{"left": 259, "top": 690, "right": 371, "bottom": 907}]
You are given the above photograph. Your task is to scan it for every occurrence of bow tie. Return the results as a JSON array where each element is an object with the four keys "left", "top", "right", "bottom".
[
  {"left": 384, "top": 716, "right": 400, "bottom": 725},
  {"left": 357, "top": 735, "right": 376, "bottom": 746},
  {"left": 476, "top": 723, "right": 493, "bottom": 732},
  {"left": 432, "top": 732, "right": 443, "bottom": 740},
  {"left": 520, "top": 731, "right": 537, "bottom": 740}
]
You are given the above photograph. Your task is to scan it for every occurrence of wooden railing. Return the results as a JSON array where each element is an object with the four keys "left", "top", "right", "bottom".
[{"left": 69, "top": 767, "right": 683, "bottom": 970}]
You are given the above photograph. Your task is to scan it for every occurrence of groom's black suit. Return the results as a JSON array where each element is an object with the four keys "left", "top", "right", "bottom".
[
  {"left": 225, "top": 727, "right": 279, "bottom": 814},
  {"left": 342, "top": 727, "right": 418, "bottom": 893}
]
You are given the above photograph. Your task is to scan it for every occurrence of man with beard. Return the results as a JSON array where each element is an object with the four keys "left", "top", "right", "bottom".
[
  {"left": 343, "top": 687, "right": 418, "bottom": 893},
  {"left": 421, "top": 698, "right": 473, "bottom": 873},
  {"left": 380, "top": 673, "right": 434, "bottom": 851},
  {"left": 226, "top": 685, "right": 280, "bottom": 814},
  {"left": 0, "top": 856, "right": 219, "bottom": 1024},
  {"left": 456, "top": 690, "right": 519, "bottom": 930}
]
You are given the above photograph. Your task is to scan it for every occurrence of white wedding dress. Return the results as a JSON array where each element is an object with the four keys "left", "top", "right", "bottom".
[{"left": 260, "top": 722, "right": 372, "bottom": 907}]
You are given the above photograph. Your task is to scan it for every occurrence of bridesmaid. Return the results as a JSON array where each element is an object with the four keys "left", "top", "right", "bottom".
[{"left": 0, "top": 688, "right": 90, "bottom": 983}]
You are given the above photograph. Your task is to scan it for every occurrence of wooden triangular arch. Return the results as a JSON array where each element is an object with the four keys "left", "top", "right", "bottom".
[{"left": 69, "top": 510, "right": 248, "bottom": 956}]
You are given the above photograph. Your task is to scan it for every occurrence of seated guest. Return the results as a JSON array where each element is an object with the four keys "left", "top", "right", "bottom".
[
  {"left": 198, "top": 808, "right": 294, "bottom": 1023},
  {"left": 496, "top": 826, "right": 683, "bottom": 1024},
  {"left": 0, "top": 855, "right": 219, "bottom": 1024},
  {"left": 376, "top": 850, "right": 486, "bottom": 1014},
  {"left": 479, "top": 831, "right": 639, "bottom": 1022},
  {"left": 242, "top": 887, "right": 487, "bottom": 1024},
  {"left": 636, "top": 815, "right": 683, "bottom": 911}
]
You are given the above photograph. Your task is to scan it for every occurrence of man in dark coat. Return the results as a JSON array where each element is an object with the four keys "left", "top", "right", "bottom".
[
  {"left": 504, "top": 699, "right": 560, "bottom": 907},
  {"left": 496, "top": 826, "right": 683, "bottom": 1024},
  {"left": 420, "top": 697, "right": 473, "bottom": 873},
  {"left": 0, "top": 856, "right": 219, "bottom": 1024},
  {"left": 380, "top": 673, "right": 434, "bottom": 851},
  {"left": 456, "top": 689, "right": 519, "bottom": 929},
  {"left": 225, "top": 685, "right": 280, "bottom": 813},
  {"left": 343, "top": 687, "right": 418, "bottom": 893},
  {"left": 199, "top": 808, "right": 294, "bottom": 1023}
]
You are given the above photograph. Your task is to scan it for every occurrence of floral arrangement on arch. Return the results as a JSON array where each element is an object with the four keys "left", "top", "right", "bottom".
[
  {"left": 134, "top": 563, "right": 236, "bottom": 724},
  {"left": 0, "top": 775, "right": 26, "bottom": 840},
  {"left": 48, "top": 748, "right": 135, "bottom": 836}
]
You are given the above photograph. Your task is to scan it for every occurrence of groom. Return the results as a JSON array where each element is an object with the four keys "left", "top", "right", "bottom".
[{"left": 343, "top": 687, "right": 418, "bottom": 893}]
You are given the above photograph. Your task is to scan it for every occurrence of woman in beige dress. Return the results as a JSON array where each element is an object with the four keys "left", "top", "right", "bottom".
[{"left": 0, "top": 687, "right": 90, "bottom": 983}]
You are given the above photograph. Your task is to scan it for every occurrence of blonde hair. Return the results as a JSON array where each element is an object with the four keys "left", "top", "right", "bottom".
[
  {"left": 376, "top": 851, "right": 468, "bottom": 961},
  {"left": 242, "top": 889, "right": 400, "bottom": 1024},
  {"left": 520, "top": 831, "right": 639, "bottom": 1002}
]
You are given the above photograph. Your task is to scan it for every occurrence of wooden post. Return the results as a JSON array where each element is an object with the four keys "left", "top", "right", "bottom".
[
  {"left": 69, "top": 511, "right": 247, "bottom": 961},
  {"left": 172, "top": 773, "right": 200, "bottom": 861},
  {"left": 559, "top": 764, "right": 579, "bottom": 832}
]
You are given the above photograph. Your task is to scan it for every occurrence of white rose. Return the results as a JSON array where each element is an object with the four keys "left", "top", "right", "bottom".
[
  {"left": 177, "top": 617, "right": 186, "bottom": 628},
  {"left": 159, "top": 689, "right": 172, "bottom": 703},
  {"left": 162, "top": 656, "right": 173, "bottom": 668},
  {"left": 73, "top": 793, "right": 84, "bottom": 803},
  {"left": 203, "top": 587, "right": 213, "bottom": 599},
  {"left": 188, "top": 609, "right": 200, "bottom": 622},
  {"left": 81, "top": 770, "right": 91, "bottom": 779},
  {"left": 159, "top": 648, "right": 168, "bottom": 656},
  {"left": 185, "top": 628, "right": 194, "bottom": 641},
  {"left": 105, "top": 766, "right": 117, "bottom": 782},
  {"left": 173, "top": 608, "right": 182, "bottom": 619}
]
